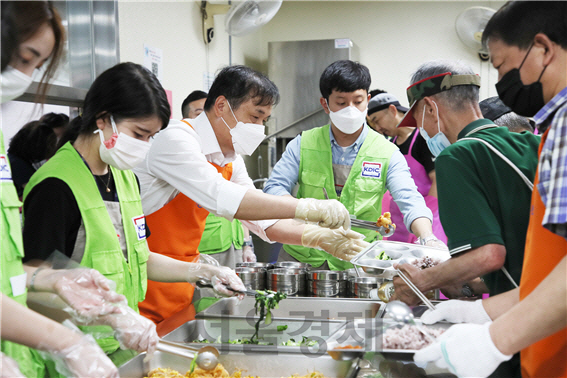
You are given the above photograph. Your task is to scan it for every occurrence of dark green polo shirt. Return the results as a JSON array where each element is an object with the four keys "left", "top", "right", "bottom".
[{"left": 436, "top": 119, "right": 540, "bottom": 295}]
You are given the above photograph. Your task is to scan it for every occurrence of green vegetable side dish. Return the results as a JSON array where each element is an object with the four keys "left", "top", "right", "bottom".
[
  {"left": 251, "top": 289, "right": 287, "bottom": 343},
  {"left": 277, "top": 325, "right": 288, "bottom": 332},
  {"left": 374, "top": 250, "right": 392, "bottom": 260}
]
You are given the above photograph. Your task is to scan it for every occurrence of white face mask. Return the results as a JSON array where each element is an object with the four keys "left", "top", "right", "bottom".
[
  {"left": 1, "top": 66, "right": 33, "bottom": 103},
  {"left": 94, "top": 116, "right": 151, "bottom": 170},
  {"left": 221, "top": 102, "right": 266, "bottom": 156},
  {"left": 326, "top": 100, "right": 368, "bottom": 134},
  {"left": 420, "top": 101, "right": 451, "bottom": 157}
]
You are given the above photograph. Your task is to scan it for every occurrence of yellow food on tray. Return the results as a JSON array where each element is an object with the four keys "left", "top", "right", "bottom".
[
  {"left": 146, "top": 364, "right": 325, "bottom": 378},
  {"left": 376, "top": 212, "right": 395, "bottom": 233},
  {"left": 146, "top": 368, "right": 185, "bottom": 378}
]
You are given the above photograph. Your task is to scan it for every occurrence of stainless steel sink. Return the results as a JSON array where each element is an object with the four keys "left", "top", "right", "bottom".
[
  {"left": 119, "top": 350, "right": 353, "bottom": 378},
  {"left": 197, "top": 297, "right": 384, "bottom": 321},
  {"left": 161, "top": 317, "right": 345, "bottom": 354}
]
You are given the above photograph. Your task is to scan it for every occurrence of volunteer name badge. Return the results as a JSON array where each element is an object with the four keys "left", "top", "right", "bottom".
[
  {"left": 1, "top": 155, "right": 13, "bottom": 182},
  {"left": 132, "top": 215, "right": 146, "bottom": 240},
  {"left": 361, "top": 161, "right": 382, "bottom": 179}
]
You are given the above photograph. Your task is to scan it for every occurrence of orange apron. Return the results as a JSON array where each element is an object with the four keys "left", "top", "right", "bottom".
[
  {"left": 520, "top": 129, "right": 567, "bottom": 378},
  {"left": 139, "top": 120, "right": 234, "bottom": 324}
]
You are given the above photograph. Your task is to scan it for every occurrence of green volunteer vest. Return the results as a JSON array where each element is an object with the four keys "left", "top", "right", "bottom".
[
  {"left": 198, "top": 214, "right": 245, "bottom": 253},
  {"left": 24, "top": 142, "right": 150, "bottom": 355},
  {"left": 0, "top": 130, "right": 46, "bottom": 378},
  {"left": 284, "top": 125, "right": 397, "bottom": 270}
]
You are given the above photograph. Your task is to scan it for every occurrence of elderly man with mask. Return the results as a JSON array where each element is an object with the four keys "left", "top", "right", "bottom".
[
  {"left": 264, "top": 60, "right": 443, "bottom": 271},
  {"left": 392, "top": 59, "right": 541, "bottom": 377},
  {"left": 366, "top": 91, "right": 446, "bottom": 244}
]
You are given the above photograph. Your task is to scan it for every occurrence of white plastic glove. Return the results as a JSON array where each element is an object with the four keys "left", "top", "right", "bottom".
[
  {"left": 417, "top": 234, "right": 448, "bottom": 250},
  {"left": 1, "top": 353, "right": 25, "bottom": 378},
  {"left": 301, "top": 224, "right": 369, "bottom": 261},
  {"left": 101, "top": 306, "right": 158, "bottom": 357},
  {"left": 33, "top": 268, "right": 127, "bottom": 320},
  {"left": 242, "top": 246, "right": 257, "bottom": 262},
  {"left": 414, "top": 323, "right": 512, "bottom": 378},
  {"left": 421, "top": 299, "right": 492, "bottom": 325},
  {"left": 295, "top": 198, "right": 351, "bottom": 230},
  {"left": 41, "top": 326, "right": 119, "bottom": 378},
  {"left": 188, "top": 263, "right": 246, "bottom": 298}
]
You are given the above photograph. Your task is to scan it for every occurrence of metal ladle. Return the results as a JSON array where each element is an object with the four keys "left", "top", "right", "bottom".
[
  {"left": 385, "top": 300, "right": 435, "bottom": 342},
  {"left": 156, "top": 340, "right": 219, "bottom": 371}
]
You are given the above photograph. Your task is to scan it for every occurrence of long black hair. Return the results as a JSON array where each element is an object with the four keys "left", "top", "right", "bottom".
[{"left": 59, "top": 62, "right": 171, "bottom": 148}]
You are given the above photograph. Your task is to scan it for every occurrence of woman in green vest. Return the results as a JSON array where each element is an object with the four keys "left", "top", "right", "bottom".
[
  {"left": 1, "top": 2, "right": 121, "bottom": 377},
  {"left": 21, "top": 61, "right": 246, "bottom": 369}
]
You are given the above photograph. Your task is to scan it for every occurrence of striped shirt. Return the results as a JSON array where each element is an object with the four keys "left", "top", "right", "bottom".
[{"left": 534, "top": 86, "right": 567, "bottom": 238}]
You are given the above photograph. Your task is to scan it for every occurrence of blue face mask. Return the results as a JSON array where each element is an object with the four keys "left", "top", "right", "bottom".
[{"left": 419, "top": 101, "right": 451, "bottom": 157}]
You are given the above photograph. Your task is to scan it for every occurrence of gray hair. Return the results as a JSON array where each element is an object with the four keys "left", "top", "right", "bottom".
[
  {"left": 410, "top": 60, "right": 479, "bottom": 112},
  {"left": 494, "top": 113, "right": 534, "bottom": 133}
]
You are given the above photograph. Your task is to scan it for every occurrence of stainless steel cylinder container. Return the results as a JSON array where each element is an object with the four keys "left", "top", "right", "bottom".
[
  {"left": 273, "top": 262, "right": 312, "bottom": 271},
  {"left": 267, "top": 268, "right": 306, "bottom": 296},
  {"left": 236, "top": 262, "right": 273, "bottom": 270},
  {"left": 235, "top": 267, "right": 266, "bottom": 291},
  {"left": 350, "top": 277, "right": 383, "bottom": 298}
]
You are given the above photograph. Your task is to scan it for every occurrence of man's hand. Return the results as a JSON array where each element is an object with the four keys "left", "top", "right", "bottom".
[
  {"left": 301, "top": 224, "right": 368, "bottom": 261},
  {"left": 295, "top": 198, "right": 351, "bottom": 230},
  {"left": 390, "top": 263, "right": 427, "bottom": 306}
]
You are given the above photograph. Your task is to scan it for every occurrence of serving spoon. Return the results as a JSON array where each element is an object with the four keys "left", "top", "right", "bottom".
[
  {"left": 385, "top": 300, "right": 436, "bottom": 342},
  {"left": 156, "top": 339, "right": 219, "bottom": 371}
]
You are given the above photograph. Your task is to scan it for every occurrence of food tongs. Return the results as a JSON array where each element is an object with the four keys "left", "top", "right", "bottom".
[{"left": 321, "top": 188, "right": 396, "bottom": 237}]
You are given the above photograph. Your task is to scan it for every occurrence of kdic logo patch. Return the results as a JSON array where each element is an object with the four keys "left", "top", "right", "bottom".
[{"left": 361, "top": 161, "right": 382, "bottom": 179}]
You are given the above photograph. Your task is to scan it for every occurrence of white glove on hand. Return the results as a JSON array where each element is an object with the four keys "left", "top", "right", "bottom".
[
  {"left": 301, "top": 224, "right": 368, "bottom": 261},
  {"left": 45, "top": 331, "right": 119, "bottom": 378},
  {"left": 1, "top": 353, "right": 25, "bottom": 378},
  {"left": 188, "top": 263, "right": 246, "bottom": 298},
  {"left": 242, "top": 246, "right": 257, "bottom": 262},
  {"left": 421, "top": 299, "right": 492, "bottom": 325},
  {"left": 418, "top": 235, "right": 448, "bottom": 250},
  {"left": 102, "top": 307, "right": 158, "bottom": 356},
  {"left": 295, "top": 198, "right": 351, "bottom": 230},
  {"left": 48, "top": 268, "right": 127, "bottom": 321},
  {"left": 414, "top": 323, "right": 512, "bottom": 378}
]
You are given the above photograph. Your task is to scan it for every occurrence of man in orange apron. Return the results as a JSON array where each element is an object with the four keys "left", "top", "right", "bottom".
[
  {"left": 413, "top": 3, "right": 567, "bottom": 377},
  {"left": 134, "top": 65, "right": 367, "bottom": 324}
]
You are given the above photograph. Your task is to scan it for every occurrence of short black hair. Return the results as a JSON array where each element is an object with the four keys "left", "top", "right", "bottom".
[
  {"left": 204, "top": 65, "right": 279, "bottom": 111},
  {"left": 482, "top": 1, "right": 567, "bottom": 50},
  {"left": 181, "top": 90, "right": 207, "bottom": 118},
  {"left": 369, "top": 89, "right": 386, "bottom": 99},
  {"left": 319, "top": 60, "right": 371, "bottom": 101}
]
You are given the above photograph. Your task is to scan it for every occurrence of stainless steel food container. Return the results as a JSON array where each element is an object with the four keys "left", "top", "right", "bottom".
[
  {"left": 235, "top": 267, "right": 265, "bottom": 291},
  {"left": 307, "top": 270, "right": 343, "bottom": 297},
  {"left": 236, "top": 262, "right": 273, "bottom": 270},
  {"left": 350, "top": 276, "right": 383, "bottom": 298},
  {"left": 273, "top": 261, "right": 312, "bottom": 271},
  {"left": 267, "top": 268, "right": 306, "bottom": 296}
]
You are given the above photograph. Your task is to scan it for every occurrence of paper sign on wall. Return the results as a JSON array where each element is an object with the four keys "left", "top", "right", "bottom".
[{"left": 143, "top": 44, "right": 163, "bottom": 82}]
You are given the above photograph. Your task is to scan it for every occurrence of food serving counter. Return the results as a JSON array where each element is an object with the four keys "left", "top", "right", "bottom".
[{"left": 118, "top": 297, "right": 456, "bottom": 378}]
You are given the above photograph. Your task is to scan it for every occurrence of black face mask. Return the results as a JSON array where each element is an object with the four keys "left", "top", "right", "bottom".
[{"left": 495, "top": 44, "right": 548, "bottom": 117}]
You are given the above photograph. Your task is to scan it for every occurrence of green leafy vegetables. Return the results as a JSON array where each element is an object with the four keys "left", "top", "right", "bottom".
[
  {"left": 374, "top": 250, "right": 392, "bottom": 260},
  {"left": 251, "top": 290, "right": 287, "bottom": 343}
]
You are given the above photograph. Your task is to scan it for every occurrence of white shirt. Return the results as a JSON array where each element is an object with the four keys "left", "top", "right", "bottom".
[{"left": 134, "top": 112, "right": 277, "bottom": 241}]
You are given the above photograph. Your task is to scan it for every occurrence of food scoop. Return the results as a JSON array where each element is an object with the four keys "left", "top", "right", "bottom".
[
  {"left": 385, "top": 300, "right": 436, "bottom": 342},
  {"left": 155, "top": 339, "right": 219, "bottom": 371}
]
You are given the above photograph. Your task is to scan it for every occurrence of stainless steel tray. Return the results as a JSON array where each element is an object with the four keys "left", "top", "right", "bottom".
[
  {"left": 160, "top": 317, "right": 345, "bottom": 354},
  {"left": 325, "top": 318, "right": 452, "bottom": 360},
  {"left": 119, "top": 350, "right": 353, "bottom": 378},
  {"left": 197, "top": 296, "right": 384, "bottom": 321},
  {"left": 350, "top": 241, "right": 451, "bottom": 277}
]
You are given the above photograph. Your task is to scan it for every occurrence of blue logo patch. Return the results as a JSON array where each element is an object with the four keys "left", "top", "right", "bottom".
[
  {"left": 0, "top": 155, "right": 12, "bottom": 182},
  {"left": 361, "top": 161, "right": 382, "bottom": 179},
  {"left": 132, "top": 215, "right": 146, "bottom": 240}
]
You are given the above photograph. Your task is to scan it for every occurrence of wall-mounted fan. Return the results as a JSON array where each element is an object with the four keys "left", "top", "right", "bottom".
[
  {"left": 455, "top": 6, "right": 496, "bottom": 60},
  {"left": 201, "top": 0, "right": 282, "bottom": 44}
]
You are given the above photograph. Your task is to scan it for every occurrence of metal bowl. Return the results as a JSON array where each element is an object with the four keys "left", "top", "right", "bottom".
[
  {"left": 235, "top": 267, "right": 266, "bottom": 291},
  {"left": 236, "top": 262, "right": 273, "bottom": 269},
  {"left": 267, "top": 268, "right": 306, "bottom": 296},
  {"left": 273, "top": 261, "right": 312, "bottom": 271},
  {"left": 350, "top": 277, "right": 383, "bottom": 298}
]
